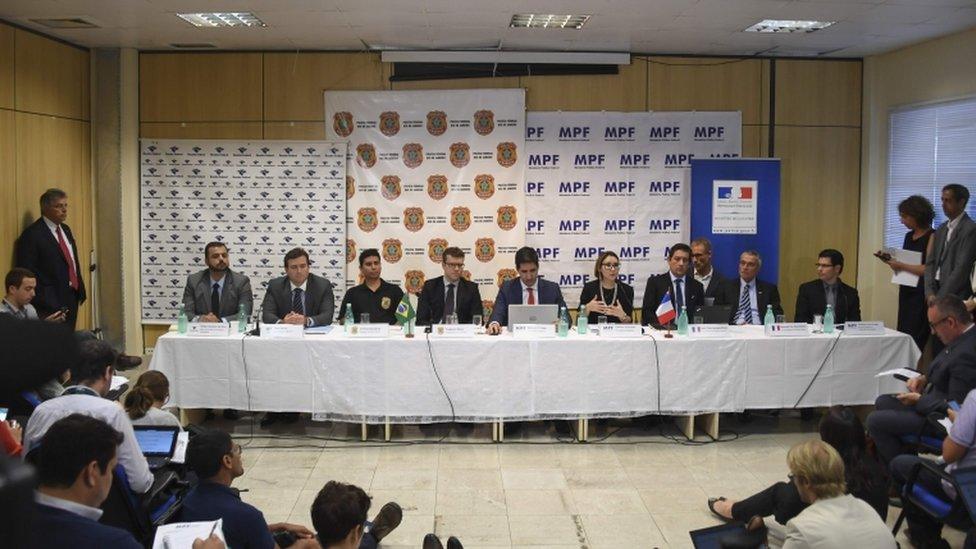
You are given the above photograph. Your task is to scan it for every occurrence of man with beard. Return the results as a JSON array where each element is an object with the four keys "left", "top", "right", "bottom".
[{"left": 182, "top": 242, "right": 253, "bottom": 323}]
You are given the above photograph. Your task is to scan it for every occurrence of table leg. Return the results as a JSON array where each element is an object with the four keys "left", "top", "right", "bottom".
[
  {"left": 492, "top": 421, "right": 498, "bottom": 442},
  {"left": 697, "top": 412, "right": 719, "bottom": 439},
  {"left": 361, "top": 421, "right": 367, "bottom": 442},
  {"left": 578, "top": 418, "right": 586, "bottom": 442},
  {"left": 499, "top": 419, "right": 505, "bottom": 442},
  {"left": 384, "top": 417, "right": 391, "bottom": 442},
  {"left": 676, "top": 414, "right": 695, "bottom": 440}
]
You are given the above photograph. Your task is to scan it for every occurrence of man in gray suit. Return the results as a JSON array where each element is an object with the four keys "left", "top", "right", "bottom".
[
  {"left": 261, "top": 247, "right": 335, "bottom": 328},
  {"left": 925, "top": 183, "right": 976, "bottom": 304},
  {"left": 182, "top": 242, "right": 253, "bottom": 323}
]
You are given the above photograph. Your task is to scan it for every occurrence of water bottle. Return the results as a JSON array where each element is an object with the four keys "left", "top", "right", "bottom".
[
  {"left": 344, "top": 303, "right": 355, "bottom": 332},
  {"left": 557, "top": 306, "right": 569, "bottom": 337},
  {"left": 237, "top": 303, "right": 247, "bottom": 333},
  {"left": 177, "top": 305, "right": 188, "bottom": 334},
  {"left": 823, "top": 304, "right": 835, "bottom": 334},
  {"left": 677, "top": 306, "right": 689, "bottom": 335},
  {"left": 577, "top": 304, "right": 588, "bottom": 334},
  {"left": 763, "top": 305, "right": 775, "bottom": 326}
]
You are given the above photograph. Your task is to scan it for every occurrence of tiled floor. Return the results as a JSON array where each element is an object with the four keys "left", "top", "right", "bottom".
[{"left": 191, "top": 413, "right": 969, "bottom": 549}]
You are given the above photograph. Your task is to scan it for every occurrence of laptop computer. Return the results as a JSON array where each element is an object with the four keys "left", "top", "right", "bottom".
[
  {"left": 508, "top": 304, "right": 558, "bottom": 327},
  {"left": 696, "top": 305, "right": 732, "bottom": 324},
  {"left": 689, "top": 522, "right": 766, "bottom": 549},
  {"left": 132, "top": 426, "right": 180, "bottom": 470}
]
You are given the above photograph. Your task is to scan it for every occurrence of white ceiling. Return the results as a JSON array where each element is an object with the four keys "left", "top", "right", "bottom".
[{"left": 2, "top": 0, "right": 975, "bottom": 58}]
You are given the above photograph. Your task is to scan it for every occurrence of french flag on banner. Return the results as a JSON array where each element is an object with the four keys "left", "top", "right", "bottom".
[{"left": 656, "top": 291, "right": 676, "bottom": 325}]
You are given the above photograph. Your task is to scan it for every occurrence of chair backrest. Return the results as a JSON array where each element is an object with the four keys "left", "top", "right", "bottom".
[{"left": 100, "top": 464, "right": 152, "bottom": 543}]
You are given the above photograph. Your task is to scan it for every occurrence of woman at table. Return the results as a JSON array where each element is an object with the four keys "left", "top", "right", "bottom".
[
  {"left": 578, "top": 251, "right": 634, "bottom": 323},
  {"left": 878, "top": 195, "right": 934, "bottom": 351},
  {"left": 124, "top": 371, "right": 182, "bottom": 430}
]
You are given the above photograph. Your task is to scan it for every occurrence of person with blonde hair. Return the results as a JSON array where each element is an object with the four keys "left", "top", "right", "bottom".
[
  {"left": 781, "top": 440, "right": 895, "bottom": 548},
  {"left": 124, "top": 371, "right": 181, "bottom": 429}
]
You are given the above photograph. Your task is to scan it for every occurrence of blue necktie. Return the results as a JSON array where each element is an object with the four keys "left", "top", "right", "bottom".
[
  {"left": 738, "top": 283, "right": 753, "bottom": 324},
  {"left": 674, "top": 278, "right": 684, "bottom": 311},
  {"left": 292, "top": 288, "right": 304, "bottom": 315}
]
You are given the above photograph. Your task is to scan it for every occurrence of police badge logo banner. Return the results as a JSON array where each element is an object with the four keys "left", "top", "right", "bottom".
[
  {"left": 139, "top": 139, "right": 347, "bottom": 323},
  {"left": 326, "top": 89, "right": 526, "bottom": 307}
]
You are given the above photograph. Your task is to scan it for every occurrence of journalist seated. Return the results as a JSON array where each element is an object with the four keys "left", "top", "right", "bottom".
[{"left": 123, "top": 370, "right": 182, "bottom": 429}]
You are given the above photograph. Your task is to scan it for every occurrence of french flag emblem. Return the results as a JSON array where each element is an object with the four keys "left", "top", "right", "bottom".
[{"left": 656, "top": 291, "right": 676, "bottom": 325}]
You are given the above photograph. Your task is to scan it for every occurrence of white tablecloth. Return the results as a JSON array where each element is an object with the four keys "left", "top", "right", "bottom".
[{"left": 150, "top": 326, "right": 919, "bottom": 423}]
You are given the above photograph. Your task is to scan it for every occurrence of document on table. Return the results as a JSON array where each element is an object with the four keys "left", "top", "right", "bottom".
[
  {"left": 887, "top": 248, "right": 922, "bottom": 287},
  {"left": 938, "top": 417, "right": 953, "bottom": 433},
  {"left": 875, "top": 368, "right": 922, "bottom": 380},
  {"left": 111, "top": 375, "right": 129, "bottom": 391},
  {"left": 304, "top": 325, "right": 334, "bottom": 335},
  {"left": 152, "top": 519, "right": 225, "bottom": 549}
]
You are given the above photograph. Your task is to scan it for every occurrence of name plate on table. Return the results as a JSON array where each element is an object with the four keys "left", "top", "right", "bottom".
[
  {"left": 186, "top": 322, "right": 231, "bottom": 337},
  {"left": 431, "top": 324, "right": 477, "bottom": 338},
  {"left": 512, "top": 324, "right": 556, "bottom": 338},
  {"left": 348, "top": 323, "right": 390, "bottom": 338},
  {"left": 765, "top": 323, "right": 810, "bottom": 337},
  {"left": 843, "top": 321, "right": 885, "bottom": 335},
  {"left": 261, "top": 323, "right": 305, "bottom": 339},
  {"left": 598, "top": 324, "right": 644, "bottom": 338},
  {"left": 689, "top": 324, "right": 730, "bottom": 338}
]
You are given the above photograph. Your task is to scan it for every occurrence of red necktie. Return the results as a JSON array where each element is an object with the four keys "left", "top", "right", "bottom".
[
  {"left": 56, "top": 226, "right": 79, "bottom": 291},
  {"left": 527, "top": 287, "right": 535, "bottom": 305}
]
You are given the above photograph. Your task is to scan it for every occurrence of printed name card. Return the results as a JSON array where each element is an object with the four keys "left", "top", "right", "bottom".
[
  {"left": 843, "top": 321, "right": 885, "bottom": 335},
  {"left": 688, "top": 324, "right": 731, "bottom": 338},
  {"left": 261, "top": 323, "right": 305, "bottom": 339},
  {"left": 512, "top": 324, "right": 556, "bottom": 338},
  {"left": 187, "top": 322, "right": 231, "bottom": 337},
  {"left": 431, "top": 324, "right": 477, "bottom": 338},
  {"left": 347, "top": 323, "right": 390, "bottom": 338},
  {"left": 764, "top": 323, "right": 810, "bottom": 337},
  {"left": 598, "top": 324, "right": 644, "bottom": 338}
]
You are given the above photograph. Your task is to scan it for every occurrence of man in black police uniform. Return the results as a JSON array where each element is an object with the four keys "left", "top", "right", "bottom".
[
  {"left": 416, "top": 246, "right": 483, "bottom": 325},
  {"left": 338, "top": 249, "right": 404, "bottom": 325},
  {"left": 794, "top": 249, "right": 861, "bottom": 324}
]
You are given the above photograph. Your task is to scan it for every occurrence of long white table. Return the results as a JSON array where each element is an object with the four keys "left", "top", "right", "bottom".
[{"left": 151, "top": 325, "right": 919, "bottom": 439}]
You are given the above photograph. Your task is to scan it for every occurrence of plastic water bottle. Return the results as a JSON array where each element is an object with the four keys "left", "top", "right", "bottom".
[
  {"left": 237, "top": 303, "right": 247, "bottom": 333},
  {"left": 557, "top": 306, "right": 569, "bottom": 337},
  {"left": 823, "top": 304, "right": 835, "bottom": 334},
  {"left": 577, "top": 304, "right": 588, "bottom": 334},
  {"left": 177, "top": 305, "right": 188, "bottom": 334},
  {"left": 763, "top": 305, "right": 775, "bottom": 326},
  {"left": 676, "top": 306, "right": 689, "bottom": 335},
  {"left": 344, "top": 303, "right": 355, "bottom": 332}
]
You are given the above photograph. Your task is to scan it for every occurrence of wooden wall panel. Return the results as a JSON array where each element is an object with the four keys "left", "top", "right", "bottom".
[
  {"left": 649, "top": 57, "right": 764, "bottom": 124},
  {"left": 14, "top": 29, "right": 89, "bottom": 120},
  {"left": 143, "top": 325, "right": 169, "bottom": 350},
  {"left": 264, "top": 122, "right": 326, "bottom": 140},
  {"left": 140, "top": 53, "right": 263, "bottom": 122},
  {"left": 775, "top": 126, "right": 861, "bottom": 320},
  {"left": 776, "top": 60, "right": 861, "bottom": 127},
  {"left": 742, "top": 125, "right": 763, "bottom": 158},
  {"left": 524, "top": 63, "right": 646, "bottom": 111},
  {"left": 0, "top": 110, "right": 15, "bottom": 271},
  {"left": 0, "top": 24, "right": 13, "bottom": 109},
  {"left": 392, "top": 76, "right": 519, "bottom": 91},
  {"left": 139, "top": 122, "right": 263, "bottom": 140},
  {"left": 265, "top": 52, "right": 387, "bottom": 121}
]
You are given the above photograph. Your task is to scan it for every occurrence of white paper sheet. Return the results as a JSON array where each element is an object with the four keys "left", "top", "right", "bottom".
[
  {"left": 874, "top": 368, "right": 921, "bottom": 380},
  {"left": 888, "top": 248, "right": 922, "bottom": 287},
  {"left": 170, "top": 431, "right": 189, "bottom": 464},
  {"left": 111, "top": 375, "right": 129, "bottom": 391},
  {"left": 152, "top": 519, "right": 224, "bottom": 549}
]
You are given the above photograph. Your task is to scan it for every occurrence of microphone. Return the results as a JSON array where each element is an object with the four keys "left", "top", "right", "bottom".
[{"left": 247, "top": 305, "right": 262, "bottom": 336}]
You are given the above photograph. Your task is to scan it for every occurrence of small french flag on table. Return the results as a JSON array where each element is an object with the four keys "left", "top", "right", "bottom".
[{"left": 656, "top": 291, "right": 676, "bottom": 325}]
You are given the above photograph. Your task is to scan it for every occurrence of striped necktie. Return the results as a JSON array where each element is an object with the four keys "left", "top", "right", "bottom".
[{"left": 738, "top": 283, "right": 753, "bottom": 324}]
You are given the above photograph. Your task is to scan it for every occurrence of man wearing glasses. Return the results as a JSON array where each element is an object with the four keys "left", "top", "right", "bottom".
[
  {"left": 641, "top": 243, "right": 704, "bottom": 329},
  {"left": 867, "top": 296, "right": 976, "bottom": 466},
  {"left": 416, "top": 247, "right": 484, "bottom": 325},
  {"left": 794, "top": 249, "right": 861, "bottom": 324}
]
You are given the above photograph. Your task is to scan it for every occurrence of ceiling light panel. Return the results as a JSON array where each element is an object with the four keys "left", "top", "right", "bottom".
[
  {"left": 510, "top": 14, "right": 591, "bottom": 29},
  {"left": 744, "top": 19, "right": 836, "bottom": 33},
  {"left": 176, "top": 12, "right": 266, "bottom": 28}
]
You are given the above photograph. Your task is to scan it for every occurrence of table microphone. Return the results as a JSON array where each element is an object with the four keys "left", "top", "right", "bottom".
[{"left": 247, "top": 306, "right": 262, "bottom": 336}]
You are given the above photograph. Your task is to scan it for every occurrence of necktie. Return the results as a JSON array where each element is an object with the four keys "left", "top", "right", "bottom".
[
  {"left": 55, "top": 226, "right": 79, "bottom": 291},
  {"left": 444, "top": 283, "right": 456, "bottom": 318},
  {"left": 211, "top": 283, "right": 220, "bottom": 316},
  {"left": 527, "top": 287, "right": 535, "bottom": 305},
  {"left": 292, "top": 288, "right": 304, "bottom": 315},
  {"left": 738, "top": 283, "right": 753, "bottom": 324},
  {"left": 674, "top": 278, "right": 684, "bottom": 311}
]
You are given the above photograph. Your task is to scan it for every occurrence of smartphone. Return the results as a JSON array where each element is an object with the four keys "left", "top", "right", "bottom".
[
  {"left": 949, "top": 401, "right": 962, "bottom": 412},
  {"left": 0, "top": 407, "right": 8, "bottom": 421}
]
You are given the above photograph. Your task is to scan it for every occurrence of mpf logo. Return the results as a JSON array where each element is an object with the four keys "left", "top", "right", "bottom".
[
  {"left": 558, "top": 219, "right": 590, "bottom": 234},
  {"left": 558, "top": 181, "right": 589, "bottom": 195},
  {"left": 619, "top": 154, "right": 650, "bottom": 167},
  {"left": 559, "top": 274, "right": 590, "bottom": 286},
  {"left": 558, "top": 126, "right": 589, "bottom": 140},
  {"left": 536, "top": 247, "right": 560, "bottom": 261},
  {"left": 574, "top": 247, "right": 605, "bottom": 259},
  {"left": 526, "top": 127, "right": 545, "bottom": 140},
  {"left": 528, "top": 154, "right": 559, "bottom": 167},
  {"left": 619, "top": 246, "right": 652, "bottom": 259},
  {"left": 526, "top": 220, "right": 545, "bottom": 234},
  {"left": 664, "top": 153, "right": 694, "bottom": 167},
  {"left": 649, "top": 180, "right": 681, "bottom": 195},
  {"left": 648, "top": 219, "right": 681, "bottom": 233},
  {"left": 694, "top": 126, "right": 725, "bottom": 141},
  {"left": 526, "top": 181, "right": 545, "bottom": 194},
  {"left": 604, "top": 219, "right": 635, "bottom": 234},
  {"left": 604, "top": 126, "right": 635, "bottom": 140},
  {"left": 649, "top": 126, "right": 680, "bottom": 141},
  {"left": 605, "top": 181, "right": 635, "bottom": 195},
  {"left": 574, "top": 154, "right": 604, "bottom": 167}
]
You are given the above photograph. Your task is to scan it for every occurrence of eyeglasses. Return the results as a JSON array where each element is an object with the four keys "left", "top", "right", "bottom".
[
  {"left": 444, "top": 262, "right": 464, "bottom": 269},
  {"left": 930, "top": 316, "right": 950, "bottom": 329},
  {"left": 815, "top": 263, "right": 836, "bottom": 268},
  {"left": 601, "top": 263, "right": 620, "bottom": 270}
]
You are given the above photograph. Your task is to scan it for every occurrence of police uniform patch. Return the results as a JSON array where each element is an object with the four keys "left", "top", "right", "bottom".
[
  {"left": 450, "top": 206, "right": 471, "bottom": 232},
  {"left": 427, "top": 175, "right": 448, "bottom": 200},
  {"left": 428, "top": 238, "right": 448, "bottom": 263},
  {"left": 473, "top": 110, "right": 494, "bottom": 136},
  {"left": 381, "top": 175, "right": 401, "bottom": 201},
  {"left": 333, "top": 112, "right": 353, "bottom": 137},
  {"left": 475, "top": 238, "right": 496, "bottom": 262},
  {"left": 402, "top": 143, "right": 423, "bottom": 169},
  {"left": 381, "top": 296, "right": 392, "bottom": 310},
  {"left": 382, "top": 238, "right": 403, "bottom": 263},
  {"left": 379, "top": 111, "right": 400, "bottom": 137},
  {"left": 449, "top": 142, "right": 470, "bottom": 168},
  {"left": 496, "top": 206, "right": 517, "bottom": 230},
  {"left": 346, "top": 175, "right": 355, "bottom": 200},
  {"left": 357, "top": 207, "right": 378, "bottom": 232},
  {"left": 427, "top": 110, "right": 447, "bottom": 136},
  {"left": 496, "top": 142, "right": 517, "bottom": 168},
  {"left": 356, "top": 143, "right": 376, "bottom": 168},
  {"left": 474, "top": 174, "right": 495, "bottom": 200},
  {"left": 403, "top": 207, "right": 425, "bottom": 232}
]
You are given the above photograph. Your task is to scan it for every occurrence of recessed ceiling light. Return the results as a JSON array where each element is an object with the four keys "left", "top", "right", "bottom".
[
  {"left": 176, "top": 12, "right": 266, "bottom": 28},
  {"left": 510, "top": 14, "right": 591, "bottom": 29},
  {"left": 744, "top": 19, "right": 835, "bottom": 33}
]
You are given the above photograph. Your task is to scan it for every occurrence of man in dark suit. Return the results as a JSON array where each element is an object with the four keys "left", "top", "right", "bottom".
[
  {"left": 15, "top": 189, "right": 86, "bottom": 330},
  {"left": 867, "top": 296, "right": 976, "bottom": 465},
  {"left": 925, "top": 183, "right": 976, "bottom": 303},
  {"left": 641, "top": 243, "right": 704, "bottom": 328},
  {"left": 692, "top": 237, "right": 726, "bottom": 302},
  {"left": 416, "top": 246, "right": 483, "bottom": 325},
  {"left": 182, "top": 242, "right": 253, "bottom": 323},
  {"left": 714, "top": 250, "right": 783, "bottom": 324},
  {"left": 261, "top": 247, "right": 335, "bottom": 328},
  {"left": 488, "top": 246, "right": 566, "bottom": 334},
  {"left": 794, "top": 249, "right": 861, "bottom": 324}
]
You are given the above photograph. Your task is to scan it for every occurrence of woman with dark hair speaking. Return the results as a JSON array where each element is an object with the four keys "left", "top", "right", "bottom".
[{"left": 578, "top": 251, "right": 634, "bottom": 324}]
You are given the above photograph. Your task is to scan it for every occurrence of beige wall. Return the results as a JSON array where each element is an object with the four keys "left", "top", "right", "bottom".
[
  {"left": 0, "top": 23, "right": 92, "bottom": 329},
  {"left": 139, "top": 52, "right": 863, "bottom": 346},
  {"left": 859, "top": 28, "right": 976, "bottom": 327}
]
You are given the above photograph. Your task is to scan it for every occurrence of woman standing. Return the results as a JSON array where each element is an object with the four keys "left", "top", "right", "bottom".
[
  {"left": 882, "top": 195, "right": 934, "bottom": 351},
  {"left": 578, "top": 251, "right": 634, "bottom": 324}
]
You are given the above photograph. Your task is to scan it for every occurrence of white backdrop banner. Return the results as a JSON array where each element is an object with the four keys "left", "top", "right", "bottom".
[
  {"left": 325, "top": 90, "right": 526, "bottom": 312},
  {"left": 139, "top": 140, "right": 347, "bottom": 324},
  {"left": 524, "top": 112, "right": 741, "bottom": 307}
]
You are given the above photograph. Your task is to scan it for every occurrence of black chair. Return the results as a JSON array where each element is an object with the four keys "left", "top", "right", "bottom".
[{"left": 892, "top": 461, "right": 975, "bottom": 537}]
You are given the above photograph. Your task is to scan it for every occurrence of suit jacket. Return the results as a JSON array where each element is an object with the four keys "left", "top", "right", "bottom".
[
  {"left": 925, "top": 213, "right": 976, "bottom": 299},
  {"left": 489, "top": 277, "right": 566, "bottom": 327},
  {"left": 700, "top": 268, "right": 726, "bottom": 299},
  {"left": 260, "top": 273, "right": 335, "bottom": 327},
  {"left": 181, "top": 269, "right": 253, "bottom": 321},
  {"left": 640, "top": 272, "right": 704, "bottom": 327},
  {"left": 416, "top": 276, "right": 484, "bottom": 325},
  {"left": 794, "top": 278, "right": 861, "bottom": 324},
  {"left": 782, "top": 494, "right": 896, "bottom": 549},
  {"left": 713, "top": 277, "right": 784, "bottom": 324},
  {"left": 14, "top": 218, "right": 86, "bottom": 315},
  {"left": 916, "top": 325, "right": 976, "bottom": 416},
  {"left": 33, "top": 503, "right": 142, "bottom": 549}
]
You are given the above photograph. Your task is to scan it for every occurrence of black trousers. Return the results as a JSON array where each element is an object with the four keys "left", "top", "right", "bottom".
[
  {"left": 866, "top": 394, "right": 936, "bottom": 467},
  {"left": 731, "top": 481, "right": 807, "bottom": 524}
]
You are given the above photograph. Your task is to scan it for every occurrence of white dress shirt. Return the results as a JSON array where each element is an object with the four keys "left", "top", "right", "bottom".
[
  {"left": 694, "top": 267, "right": 713, "bottom": 291},
  {"left": 42, "top": 216, "right": 77, "bottom": 269},
  {"left": 521, "top": 280, "right": 539, "bottom": 304},
  {"left": 35, "top": 491, "right": 104, "bottom": 521},
  {"left": 782, "top": 494, "right": 896, "bottom": 549},
  {"left": 24, "top": 387, "right": 153, "bottom": 494}
]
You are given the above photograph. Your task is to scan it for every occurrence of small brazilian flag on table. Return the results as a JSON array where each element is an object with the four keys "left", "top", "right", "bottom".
[{"left": 394, "top": 294, "right": 415, "bottom": 325}]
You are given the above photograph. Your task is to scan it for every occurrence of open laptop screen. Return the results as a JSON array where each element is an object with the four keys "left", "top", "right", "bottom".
[{"left": 132, "top": 426, "right": 179, "bottom": 457}]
